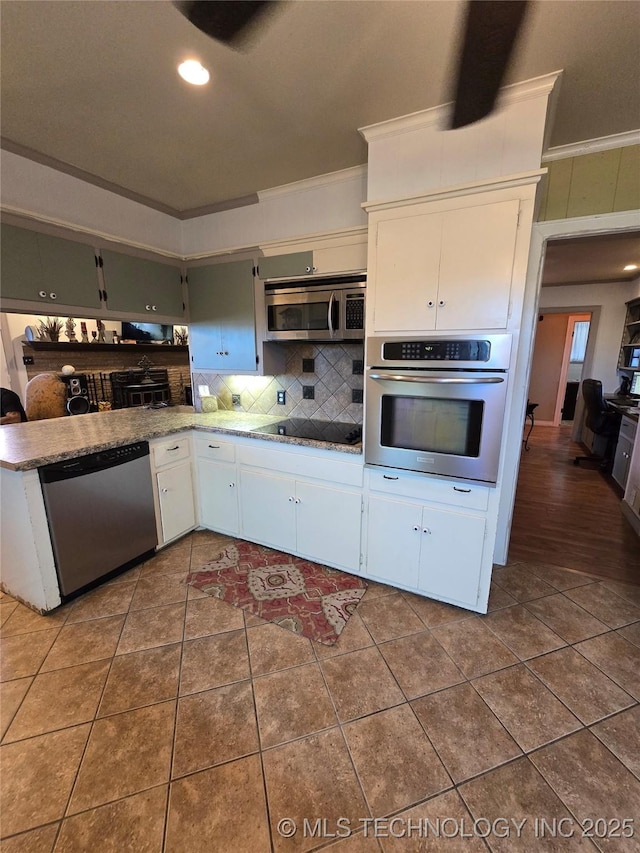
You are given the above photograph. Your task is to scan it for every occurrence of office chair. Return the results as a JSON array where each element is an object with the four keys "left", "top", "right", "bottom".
[{"left": 573, "top": 379, "right": 621, "bottom": 469}]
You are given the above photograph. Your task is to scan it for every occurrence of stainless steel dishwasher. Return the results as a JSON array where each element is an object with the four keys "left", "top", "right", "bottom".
[{"left": 39, "top": 441, "right": 157, "bottom": 599}]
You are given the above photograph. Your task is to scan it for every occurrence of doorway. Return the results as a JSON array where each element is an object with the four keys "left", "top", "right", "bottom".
[{"left": 527, "top": 311, "right": 591, "bottom": 426}]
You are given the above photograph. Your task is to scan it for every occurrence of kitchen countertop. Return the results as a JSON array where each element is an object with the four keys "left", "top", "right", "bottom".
[
  {"left": 0, "top": 407, "right": 363, "bottom": 471},
  {"left": 607, "top": 400, "right": 640, "bottom": 422}
]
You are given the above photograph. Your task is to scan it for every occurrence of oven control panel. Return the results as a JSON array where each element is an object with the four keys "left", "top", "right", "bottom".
[{"left": 383, "top": 340, "right": 491, "bottom": 362}]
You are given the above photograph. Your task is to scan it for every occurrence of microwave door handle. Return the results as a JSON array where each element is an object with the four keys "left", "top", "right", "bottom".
[
  {"left": 328, "top": 291, "right": 336, "bottom": 338},
  {"left": 368, "top": 373, "right": 505, "bottom": 384}
]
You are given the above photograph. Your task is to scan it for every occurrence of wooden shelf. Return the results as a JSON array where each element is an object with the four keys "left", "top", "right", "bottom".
[{"left": 22, "top": 342, "right": 188, "bottom": 353}]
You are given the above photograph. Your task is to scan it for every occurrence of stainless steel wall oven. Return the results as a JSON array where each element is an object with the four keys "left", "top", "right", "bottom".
[{"left": 365, "top": 334, "right": 512, "bottom": 483}]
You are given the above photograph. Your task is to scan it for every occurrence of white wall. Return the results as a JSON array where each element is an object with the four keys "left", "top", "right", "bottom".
[
  {"left": 539, "top": 279, "right": 640, "bottom": 393},
  {"left": 1, "top": 151, "right": 182, "bottom": 256}
]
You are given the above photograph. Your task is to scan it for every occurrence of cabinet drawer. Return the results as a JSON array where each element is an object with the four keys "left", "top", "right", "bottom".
[
  {"left": 367, "top": 468, "right": 489, "bottom": 511},
  {"left": 152, "top": 436, "right": 191, "bottom": 468},
  {"left": 194, "top": 436, "right": 236, "bottom": 463},
  {"left": 620, "top": 416, "right": 638, "bottom": 442}
]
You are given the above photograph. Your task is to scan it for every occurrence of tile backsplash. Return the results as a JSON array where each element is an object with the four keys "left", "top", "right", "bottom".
[{"left": 192, "top": 343, "right": 364, "bottom": 423}]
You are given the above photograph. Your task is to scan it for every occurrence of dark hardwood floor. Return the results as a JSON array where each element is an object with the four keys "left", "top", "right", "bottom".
[{"left": 508, "top": 424, "right": 640, "bottom": 584}]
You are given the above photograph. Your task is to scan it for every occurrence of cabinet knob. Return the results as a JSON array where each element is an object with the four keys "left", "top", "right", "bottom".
[
  {"left": 288, "top": 496, "right": 294, "bottom": 502},
  {"left": 438, "top": 300, "right": 445, "bottom": 307},
  {"left": 423, "top": 528, "right": 432, "bottom": 534},
  {"left": 145, "top": 304, "right": 152, "bottom": 311},
  {"left": 427, "top": 300, "right": 435, "bottom": 308},
  {"left": 305, "top": 266, "right": 312, "bottom": 273},
  {"left": 49, "top": 292, "right": 57, "bottom": 300},
  {"left": 39, "top": 290, "right": 47, "bottom": 298},
  {"left": 228, "top": 482, "right": 235, "bottom": 488},
  {"left": 295, "top": 497, "right": 301, "bottom": 504},
  {"left": 223, "top": 351, "right": 229, "bottom": 356},
  {"left": 152, "top": 305, "right": 157, "bottom": 311},
  {"left": 312, "top": 266, "right": 317, "bottom": 272},
  {"left": 161, "top": 488, "right": 169, "bottom": 493},
  {"left": 413, "top": 525, "right": 420, "bottom": 532}
]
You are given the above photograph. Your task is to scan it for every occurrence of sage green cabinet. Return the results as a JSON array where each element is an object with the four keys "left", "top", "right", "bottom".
[
  {"left": 256, "top": 251, "right": 314, "bottom": 280},
  {"left": 100, "top": 250, "right": 184, "bottom": 318},
  {"left": 1, "top": 223, "right": 101, "bottom": 310},
  {"left": 187, "top": 259, "right": 257, "bottom": 372}
]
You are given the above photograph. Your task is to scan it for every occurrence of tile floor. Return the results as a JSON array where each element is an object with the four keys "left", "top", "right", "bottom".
[{"left": 1, "top": 531, "right": 639, "bottom": 852}]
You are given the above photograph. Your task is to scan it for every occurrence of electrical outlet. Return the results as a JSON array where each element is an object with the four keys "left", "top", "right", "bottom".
[
  {"left": 22, "top": 355, "right": 34, "bottom": 365},
  {"left": 303, "top": 385, "right": 315, "bottom": 400},
  {"left": 277, "top": 390, "right": 286, "bottom": 405},
  {"left": 231, "top": 394, "right": 241, "bottom": 405}
]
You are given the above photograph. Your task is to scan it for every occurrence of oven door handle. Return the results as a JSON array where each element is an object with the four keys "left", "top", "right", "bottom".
[
  {"left": 328, "top": 291, "right": 336, "bottom": 338},
  {"left": 368, "top": 373, "right": 505, "bottom": 384}
]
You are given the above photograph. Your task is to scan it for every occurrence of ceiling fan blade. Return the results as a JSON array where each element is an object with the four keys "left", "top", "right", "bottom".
[
  {"left": 177, "top": 1, "right": 272, "bottom": 45},
  {"left": 450, "top": 0, "right": 529, "bottom": 129}
]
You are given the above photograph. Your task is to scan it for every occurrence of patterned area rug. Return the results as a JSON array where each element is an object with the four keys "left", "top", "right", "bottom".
[{"left": 187, "top": 539, "right": 367, "bottom": 645}]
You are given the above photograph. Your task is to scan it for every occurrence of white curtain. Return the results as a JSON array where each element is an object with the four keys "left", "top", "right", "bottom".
[{"left": 570, "top": 320, "right": 590, "bottom": 363}]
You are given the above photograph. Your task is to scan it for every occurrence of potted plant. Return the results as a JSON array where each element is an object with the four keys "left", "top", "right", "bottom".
[{"left": 37, "top": 317, "right": 64, "bottom": 342}]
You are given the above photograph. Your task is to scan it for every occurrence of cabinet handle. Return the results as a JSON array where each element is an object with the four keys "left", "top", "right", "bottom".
[
  {"left": 228, "top": 482, "right": 235, "bottom": 488},
  {"left": 438, "top": 300, "right": 445, "bottom": 307},
  {"left": 383, "top": 475, "right": 399, "bottom": 480},
  {"left": 102, "top": 289, "right": 108, "bottom": 302},
  {"left": 312, "top": 266, "right": 317, "bottom": 272},
  {"left": 166, "top": 446, "right": 180, "bottom": 451},
  {"left": 145, "top": 304, "right": 152, "bottom": 311},
  {"left": 295, "top": 497, "right": 301, "bottom": 504},
  {"left": 305, "top": 265, "right": 312, "bottom": 273},
  {"left": 423, "top": 528, "right": 432, "bottom": 534},
  {"left": 223, "top": 351, "right": 229, "bottom": 356},
  {"left": 152, "top": 305, "right": 157, "bottom": 311},
  {"left": 208, "top": 444, "right": 220, "bottom": 449},
  {"left": 427, "top": 300, "right": 435, "bottom": 308},
  {"left": 161, "top": 488, "right": 169, "bottom": 493},
  {"left": 453, "top": 487, "right": 471, "bottom": 493},
  {"left": 49, "top": 292, "right": 57, "bottom": 300},
  {"left": 288, "top": 496, "right": 294, "bottom": 502},
  {"left": 413, "top": 525, "right": 420, "bottom": 531},
  {"left": 38, "top": 290, "right": 47, "bottom": 298}
]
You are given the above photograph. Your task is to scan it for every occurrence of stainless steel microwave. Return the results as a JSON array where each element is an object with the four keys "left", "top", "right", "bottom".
[{"left": 264, "top": 274, "right": 365, "bottom": 342}]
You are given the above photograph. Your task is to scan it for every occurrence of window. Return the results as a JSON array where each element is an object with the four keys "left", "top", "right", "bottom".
[{"left": 570, "top": 320, "right": 590, "bottom": 362}]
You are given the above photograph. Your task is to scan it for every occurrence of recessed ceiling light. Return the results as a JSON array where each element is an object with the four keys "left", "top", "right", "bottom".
[
  {"left": 178, "top": 60, "right": 210, "bottom": 86},
  {"left": 623, "top": 263, "right": 638, "bottom": 271}
]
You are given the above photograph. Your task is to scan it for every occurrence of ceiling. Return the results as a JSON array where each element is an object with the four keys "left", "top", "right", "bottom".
[
  {"left": 1, "top": 1, "right": 639, "bottom": 216},
  {"left": 542, "top": 232, "right": 640, "bottom": 287}
]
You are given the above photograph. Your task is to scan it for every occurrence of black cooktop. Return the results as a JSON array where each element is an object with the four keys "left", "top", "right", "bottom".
[{"left": 253, "top": 418, "right": 362, "bottom": 445}]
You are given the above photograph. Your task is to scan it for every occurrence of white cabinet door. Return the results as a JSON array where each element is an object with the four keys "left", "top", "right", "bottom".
[
  {"left": 295, "top": 480, "right": 362, "bottom": 572},
  {"left": 197, "top": 459, "right": 239, "bottom": 535},
  {"left": 612, "top": 435, "right": 633, "bottom": 489},
  {"left": 157, "top": 461, "right": 196, "bottom": 545},
  {"left": 372, "top": 212, "right": 442, "bottom": 333},
  {"left": 240, "top": 469, "right": 296, "bottom": 553},
  {"left": 437, "top": 199, "right": 519, "bottom": 330},
  {"left": 418, "top": 506, "right": 485, "bottom": 607},
  {"left": 365, "top": 495, "right": 422, "bottom": 588}
]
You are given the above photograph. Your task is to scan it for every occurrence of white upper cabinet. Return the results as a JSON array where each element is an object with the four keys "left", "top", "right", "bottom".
[{"left": 369, "top": 194, "right": 520, "bottom": 334}]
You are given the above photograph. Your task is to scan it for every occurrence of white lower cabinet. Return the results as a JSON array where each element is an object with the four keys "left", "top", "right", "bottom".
[
  {"left": 239, "top": 468, "right": 362, "bottom": 572},
  {"left": 197, "top": 459, "right": 240, "bottom": 535},
  {"left": 150, "top": 436, "right": 196, "bottom": 546},
  {"left": 363, "top": 469, "right": 491, "bottom": 610}
]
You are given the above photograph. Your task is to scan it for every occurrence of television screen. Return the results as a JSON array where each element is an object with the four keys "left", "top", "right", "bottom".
[{"left": 121, "top": 322, "right": 173, "bottom": 343}]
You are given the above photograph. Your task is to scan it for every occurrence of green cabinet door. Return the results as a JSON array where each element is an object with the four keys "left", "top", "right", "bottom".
[
  {"left": 1, "top": 224, "right": 100, "bottom": 310},
  {"left": 257, "top": 251, "right": 313, "bottom": 280},
  {"left": 187, "top": 259, "right": 257, "bottom": 372},
  {"left": 36, "top": 232, "right": 101, "bottom": 310},
  {"left": 100, "top": 250, "right": 184, "bottom": 318}
]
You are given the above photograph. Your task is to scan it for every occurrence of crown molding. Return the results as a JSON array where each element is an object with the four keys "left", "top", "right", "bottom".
[
  {"left": 359, "top": 72, "right": 562, "bottom": 143},
  {"left": 258, "top": 165, "right": 367, "bottom": 201},
  {"left": 542, "top": 130, "right": 640, "bottom": 162},
  {"left": 362, "top": 170, "right": 546, "bottom": 213}
]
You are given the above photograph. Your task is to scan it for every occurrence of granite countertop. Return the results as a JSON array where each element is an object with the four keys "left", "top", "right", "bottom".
[
  {"left": 0, "top": 407, "right": 363, "bottom": 471},
  {"left": 608, "top": 401, "right": 640, "bottom": 423}
]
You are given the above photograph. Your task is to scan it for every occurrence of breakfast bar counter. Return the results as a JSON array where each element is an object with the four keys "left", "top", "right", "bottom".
[{"left": 0, "top": 406, "right": 362, "bottom": 471}]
